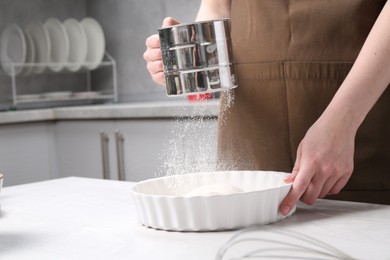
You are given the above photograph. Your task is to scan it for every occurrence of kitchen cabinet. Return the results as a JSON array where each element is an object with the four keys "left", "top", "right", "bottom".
[
  {"left": 117, "top": 119, "right": 218, "bottom": 181},
  {"left": 54, "top": 119, "right": 218, "bottom": 182},
  {"left": 0, "top": 102, "right": 219, "bottom": 186},
  {"left": 116, "top": 120, "right": 173, "bottom": 181},
  {"left": 54, "top": 121, "right": 117, "bottom": 180},
  {"left": 0, "top": 122, "right": 56, "bottom": 186}
]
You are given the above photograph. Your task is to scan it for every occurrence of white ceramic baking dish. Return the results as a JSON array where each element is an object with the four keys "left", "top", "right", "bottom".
[{"left": 131, "top": 171, "right": 295, "bottom": 231}]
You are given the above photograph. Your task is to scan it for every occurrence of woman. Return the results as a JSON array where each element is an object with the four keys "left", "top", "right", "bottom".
[{"left": 144, "top": 0, "right": 390, "bottom": 215}]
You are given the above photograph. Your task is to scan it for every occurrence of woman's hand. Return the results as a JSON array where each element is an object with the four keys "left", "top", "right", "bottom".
[
  {"left": 279, "top": 112, "right": 356, "bottom": 215},
  {"left": 143, "top": 17, "right": 179, "bottom": 86}
]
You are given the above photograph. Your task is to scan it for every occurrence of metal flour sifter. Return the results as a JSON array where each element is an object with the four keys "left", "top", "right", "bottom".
[{"left": 158, "top": 18, "right": 238, "bottom": 96}]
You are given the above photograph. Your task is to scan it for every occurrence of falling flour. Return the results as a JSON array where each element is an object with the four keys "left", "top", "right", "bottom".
[
  {"left": 157, "top": 101, "right": 219, "bottom": 178},
  {"left": 156, "top": 91, "right": 241, "bottom": 194}
]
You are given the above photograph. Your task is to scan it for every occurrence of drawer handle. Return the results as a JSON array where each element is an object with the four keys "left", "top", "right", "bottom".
[
  {"left": 115, "top": 130, "right": 126, "bottom": 181},
  {"left": 100, "top": 131, "right": 110, "bottom": 179}
]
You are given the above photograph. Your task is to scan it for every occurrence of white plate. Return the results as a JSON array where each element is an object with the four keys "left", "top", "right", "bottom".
[
  {"left": 21, "top": 30, "right": 36, "bottom": 76},
  {"left": 80, "top": 17, "right": 105, "bottom": 70},
  {"left": 132, "top": 171, "right": 295, "bottom": 231},
  {"left": 63, "top": 18, "right": 87, "bottom": 72},
  {"left": 25, "top": 23, "right": 51, "bottom": 74},
  {"left": 44, "top": 18, "right": 69, "bottom": 72},
  {"left": 0, "top": 24, "right": 26, "bottom": 76}
]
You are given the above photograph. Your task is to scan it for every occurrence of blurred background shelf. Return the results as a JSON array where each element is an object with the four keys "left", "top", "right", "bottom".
[
  {"left": 16, "top": 91, "right": 115, "bottom": 104},
  {"left": 2, "top": 52, "right": 117, "bottom": 109}
]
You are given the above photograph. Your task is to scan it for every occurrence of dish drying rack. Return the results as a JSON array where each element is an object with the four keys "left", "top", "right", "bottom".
[{"left": 5, "top": 52, "right": 118, "bottom": 108}]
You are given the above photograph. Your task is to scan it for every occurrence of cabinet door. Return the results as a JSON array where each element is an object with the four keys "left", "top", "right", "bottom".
[
  {"left": 55, "top": 118, "right": 218, "bottom": 182},
  {"left": 115, "top": 120, "right": 171, "bottom": 181},
  {"left": 0, "top": 122, "right": 54, "bottom": 186},
  {"left": 54, "top": 121, "right": 118, "bottom": 180},
  {"left": 117, "top": 118, "right": 218, "bottom": 182}
]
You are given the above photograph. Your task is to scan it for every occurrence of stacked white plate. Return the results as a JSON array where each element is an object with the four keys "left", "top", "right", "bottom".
[
  {"left": 132, "top": 171, "right": 295, "bottom": 232},
  {"left": 0, "top": 17, "right": 105, "bottom": 77},
  {"left": 25, "top": 22, "right": 51, "bottom": 74},
  {"left": 0, "top": 24, "right": 27, "bottom": 76}
]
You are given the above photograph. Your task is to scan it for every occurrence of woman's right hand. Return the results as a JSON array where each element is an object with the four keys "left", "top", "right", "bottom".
[{"left": 143, "top": 17, "right": 180, "bottom": 86}]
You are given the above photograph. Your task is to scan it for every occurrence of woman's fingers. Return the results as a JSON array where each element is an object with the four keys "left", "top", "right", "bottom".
[
  {"left": 284, "top": 143, "right": 302, "bottom": 184},
  {"left": 328, "top": 176, "right": 349, "bottom": 195},
  {"left": 145, "top": 34, "right": 161, "bottom": 49},
  {"left": 300, "top": 172, "right": 329, "bottom": 204},
  {"left": 144, "top": 17, "right": 181, "bottom": 86},
  {"left": 162, "top": 17, "right": 180, "bottom": 28},
  {"left": 144, "top": 35, "right": 162, "bottom": 62},
  {"left": 145, "top": 63, "right": 165, "bottom": 86},
  {"left": 318, "top": 177, "right": 337, "bottom": 198},
  {"left": 279, "top": 163, "right": 315, "bottom": 215},
  {"left": 146, "top": 60, "right": 163, "bottom": 75},
  {"left": 280, "top": 163, "right": 352, "bottom": 215},
  {"left": 280, "top": 158, "right": 353, "bottom": 215},
  {"left": 144, "top": 35, "right": 163, "bottom": 85},
  {"left": 144, "top": 48, "right": 165, "bottom": 85},
  {"left": 143, "top": 48, "right": 162, "bottom": 63},
  {"left": 151, "top": 72, "right": 165, "bottom": 86}
]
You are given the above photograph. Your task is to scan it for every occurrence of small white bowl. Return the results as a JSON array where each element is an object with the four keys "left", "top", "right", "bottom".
[{"left": 131, "top": 171, "right": 295, "bottom": 231}]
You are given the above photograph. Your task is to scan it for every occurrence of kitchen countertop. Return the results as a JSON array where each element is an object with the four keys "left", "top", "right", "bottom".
[
  {"left": 1, "top": 177, "right": 389, "bottom": 259},
  {"left": 0, "top": 100, "right": 220, "bottom": 125}
]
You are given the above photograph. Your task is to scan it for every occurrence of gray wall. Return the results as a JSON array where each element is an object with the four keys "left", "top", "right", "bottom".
[
  {"left": 0, "top": 0, "right": 200, "bottom": 109},
  {"left": 86, "top": 0, "right": 201, "bottom": 102}
]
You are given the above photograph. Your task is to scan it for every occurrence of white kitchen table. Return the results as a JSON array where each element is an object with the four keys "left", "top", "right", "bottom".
[{"left": 1, "top": 177, "right": 389, "bottom": 260}]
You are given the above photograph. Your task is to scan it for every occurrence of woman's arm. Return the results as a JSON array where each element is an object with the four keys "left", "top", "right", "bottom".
[
  {"left": 196, "top": 0, "right": 232, "bottom": 21},
  {"left": 280, "top": 1, "right": 390, "bottom": 215},
  {"left": 326, "top": 1, "right": 390, "bottom": 131}
]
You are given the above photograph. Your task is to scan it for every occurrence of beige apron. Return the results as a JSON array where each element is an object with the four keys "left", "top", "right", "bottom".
[{"left": 218, "top": 0, "right": 390, "bottom": 204}]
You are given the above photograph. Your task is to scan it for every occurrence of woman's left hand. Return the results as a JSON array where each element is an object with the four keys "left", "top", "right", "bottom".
[
  {"left": 279, "top": 113, "right": 356, "bottom": 215},
  {"left": 279, "top": 1, "right": 390, "bottom": 216}
]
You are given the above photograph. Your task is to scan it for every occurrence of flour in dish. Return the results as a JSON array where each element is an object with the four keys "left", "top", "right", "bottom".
[{"left": 184, "top": 184, "right": 243, "bottom": 196}]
